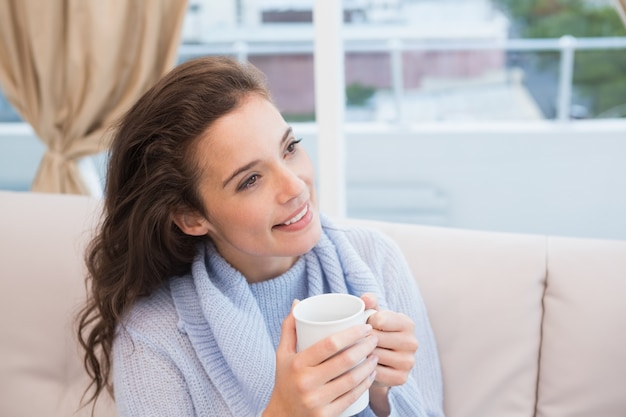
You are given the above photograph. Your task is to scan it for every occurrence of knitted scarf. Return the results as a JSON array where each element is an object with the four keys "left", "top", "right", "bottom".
[{"left": 170, "top": 216, "right": 387, "bottom": 416}]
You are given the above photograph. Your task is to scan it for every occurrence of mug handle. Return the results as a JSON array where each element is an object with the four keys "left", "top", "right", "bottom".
[{"left": 364, "top": 308, "right": 377, "bottom": 323}]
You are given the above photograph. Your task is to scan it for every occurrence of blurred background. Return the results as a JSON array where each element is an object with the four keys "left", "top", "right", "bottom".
[{"left": 1, "top": 0, "right": 626, "bottom": 240}]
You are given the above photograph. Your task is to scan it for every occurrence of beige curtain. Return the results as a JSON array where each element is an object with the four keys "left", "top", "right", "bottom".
[
  {"left": 0, "top": 0, "right": 188, "bottom": 194},
  {"left": 617, "top": 0, "right": 626, "bottom": 27}
]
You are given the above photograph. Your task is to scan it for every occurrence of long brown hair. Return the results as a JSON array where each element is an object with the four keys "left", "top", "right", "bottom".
[{"left": 77, "top": 56, "right": 270, "bottom": 408}]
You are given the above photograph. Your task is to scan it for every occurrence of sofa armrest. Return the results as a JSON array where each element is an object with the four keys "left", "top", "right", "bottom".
[{"left": 0, "top": 191, "right": 116, "bottom": 417}]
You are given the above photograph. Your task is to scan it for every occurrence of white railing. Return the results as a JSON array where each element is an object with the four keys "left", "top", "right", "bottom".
[{"left": 179, "top": 35, "right": 626, "bottom": 123}]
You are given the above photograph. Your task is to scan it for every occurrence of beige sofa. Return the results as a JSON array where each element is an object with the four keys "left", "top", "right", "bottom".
[{"left": 1, "top": 190, "right": 626, "bottom": 417}]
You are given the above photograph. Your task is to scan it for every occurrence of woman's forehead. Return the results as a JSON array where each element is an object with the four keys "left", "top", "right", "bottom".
[{"left": 192, "top": 95, "right": 289, "bottom": 177}]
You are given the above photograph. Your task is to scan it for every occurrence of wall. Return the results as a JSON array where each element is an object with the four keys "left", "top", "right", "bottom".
[{"left": 302, "top": 120, "right": 626, "bottom": 240}]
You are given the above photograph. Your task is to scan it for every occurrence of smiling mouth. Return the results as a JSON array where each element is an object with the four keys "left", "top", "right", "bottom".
[{"left": 281, "top": 204, "right": 308, "bottom": 226}]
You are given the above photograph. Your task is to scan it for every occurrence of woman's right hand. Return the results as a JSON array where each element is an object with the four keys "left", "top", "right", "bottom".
[{"left": 263, "top": 301, "right": 379, "bottom": 417}]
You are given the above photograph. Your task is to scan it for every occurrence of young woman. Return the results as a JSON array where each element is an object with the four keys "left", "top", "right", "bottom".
[{"left": 78, "top": 56, "right": 444, "bottom": 417}]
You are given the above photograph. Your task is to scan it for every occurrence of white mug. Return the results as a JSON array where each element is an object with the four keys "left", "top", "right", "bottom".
[{"left": 293, "top": 293, "right": 377, "bottom": 417}]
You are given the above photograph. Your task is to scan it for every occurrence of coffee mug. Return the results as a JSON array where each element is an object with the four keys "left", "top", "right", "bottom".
[{"left": 293, "top": 293, "right": 377, "bottom": 417}]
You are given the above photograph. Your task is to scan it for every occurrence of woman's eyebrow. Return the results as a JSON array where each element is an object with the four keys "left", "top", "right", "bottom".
[
  {"left": 222, "top": 160, "right": 259, "bottom": 188},
  {"left": 222, "top": 126, "right": 294, "bottom": 188},
  {"left": 281, "top": 126, "right": 293, "bottom": 145}
]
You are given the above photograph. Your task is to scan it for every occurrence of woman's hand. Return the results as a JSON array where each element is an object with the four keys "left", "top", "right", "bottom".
[
  {"left": 264, "top": 301, "right": 379, "bottom": 417},
  {"left": 362, "top": 293, "right": 419, "bottom": 416}
]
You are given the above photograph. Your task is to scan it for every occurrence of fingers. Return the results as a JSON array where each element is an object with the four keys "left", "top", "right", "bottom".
[
  {"left": 361, "top": 292, "right": 379, "bottom": 310},
  {"left": 308, "top": 344, "right": 378, "bottom": 414},
  {"left": 369, "top": 311, "right": 418, "bottom": 354},
  {"left": 287, "top": 332, "right": 379, "bottom": 415},
  {"left": 367, "top": 310, "right": 413, "bottom": 333},
  {"left": 374, "top": 327, "right": 419, "bottom": 351},
  {"left": 302, "top": 323, "right": 374, "bottom": 366},
  {"left": 371, "top": 360, "right": 414, "bottom": 386},
  {"left": 320, "top": 333, "right": 378, "bottom": 380},
  {"left": 366, "top": 310, "right": 420, "bottom": 388},
  {"left": 276, "top": 300, "right": 299, "bottom": 356},
  {"left": 373, "top": 346, "right": 416, "bottom": 383},
  {"left": 325, "top": 355, "right": 378, "bottom": 415}
]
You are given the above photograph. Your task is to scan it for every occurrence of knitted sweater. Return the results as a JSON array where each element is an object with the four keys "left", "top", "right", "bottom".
[{"left": 112, "top": 220, "right": 444, "bottom": 416}]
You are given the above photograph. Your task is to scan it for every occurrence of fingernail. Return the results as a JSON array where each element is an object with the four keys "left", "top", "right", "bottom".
[{"left": 369, "top": 370, "right": 377, "bottom": 381}]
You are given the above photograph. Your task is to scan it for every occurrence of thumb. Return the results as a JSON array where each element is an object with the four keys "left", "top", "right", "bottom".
[
  {"left": 277, "top": 299, "right": 299, "bottom": 355},
  {"left": 361, "top": 292, "right": 379, "bottom": 310}
]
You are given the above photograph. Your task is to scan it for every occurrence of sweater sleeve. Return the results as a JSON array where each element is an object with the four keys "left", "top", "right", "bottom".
[
  {"left": 112, "top": 325, "right": 197, "bottom": 417},
  {"left": 345, "top": 226, "right": 445, "bottom": 417}
]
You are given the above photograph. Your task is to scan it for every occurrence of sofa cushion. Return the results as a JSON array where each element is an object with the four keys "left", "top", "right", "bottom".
[
  {"left": 355, "top": 219, "right": 547, "bottom": 417},
  {"left": 537, "top": 236, "right": 626, "bottom": 417}
]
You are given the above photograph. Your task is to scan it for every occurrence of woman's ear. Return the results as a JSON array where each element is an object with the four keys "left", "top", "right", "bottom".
[{"left": 172, "top": 211, "right": 211, "bottom": 236}]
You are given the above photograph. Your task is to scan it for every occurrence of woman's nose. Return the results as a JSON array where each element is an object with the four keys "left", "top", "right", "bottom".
[{"left": 276, "top": 166, "right": 306, "bottom": 204}]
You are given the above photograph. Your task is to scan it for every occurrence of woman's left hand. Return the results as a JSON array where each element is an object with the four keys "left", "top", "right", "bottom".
[
  {"left": 362, "top": 293, "right": 419, "bottom": 416},
  {"left": 361, "top": 293, "right": 419, "bottom": 388}
]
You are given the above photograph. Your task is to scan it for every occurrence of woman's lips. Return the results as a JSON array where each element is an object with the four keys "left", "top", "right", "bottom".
[
  {"left": 282, "top": 204, "right": 308, "bottom": 226},
  {"left": 274, "top": 204, "right": 312, "bottom": 230}
]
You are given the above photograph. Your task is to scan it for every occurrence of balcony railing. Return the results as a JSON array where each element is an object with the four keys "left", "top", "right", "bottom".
[{"left": 178, "top": 35, "right": 626, "bottom": 123}]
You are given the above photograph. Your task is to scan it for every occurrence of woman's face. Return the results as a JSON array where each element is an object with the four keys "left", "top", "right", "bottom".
[{"left": 178, "top": 94, "right": 321, "bottom": 282}]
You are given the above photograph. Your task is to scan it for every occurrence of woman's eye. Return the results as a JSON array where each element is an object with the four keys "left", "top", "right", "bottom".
[
  {"left": 240, "top": 174, "right": 259, "bottom": 190},
  {"left": 286, "top": 138, "right": 302, "bottom": 155}
]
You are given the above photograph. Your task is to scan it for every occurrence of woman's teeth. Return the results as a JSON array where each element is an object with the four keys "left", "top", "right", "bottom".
[{"left": 283, "top": 205, "right": 308, "bottom": 225}]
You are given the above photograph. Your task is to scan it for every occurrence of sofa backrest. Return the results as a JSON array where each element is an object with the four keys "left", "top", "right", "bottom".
[
  {"left": 1, "top": 190, "right": 626, "bottom": 417},
  {"left": 359, "top": 218, "right": 626, "bottom": 417}
]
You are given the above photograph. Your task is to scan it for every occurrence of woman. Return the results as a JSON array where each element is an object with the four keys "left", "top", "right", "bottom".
[{"left": 78, "top": 56, "right": 444, "bottom": 417}]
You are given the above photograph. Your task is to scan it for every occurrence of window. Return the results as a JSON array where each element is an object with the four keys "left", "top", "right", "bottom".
[
  {"left": 1, "top": 0, "right": 625, "bottom": 240},
  {"left": 0, "top": 88, "right": 21, "bottom": 122}
]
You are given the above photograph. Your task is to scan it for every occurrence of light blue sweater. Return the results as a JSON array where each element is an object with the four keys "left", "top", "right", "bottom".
[{"left": 112, "top": 219, "right": 444, "bottom": 416}]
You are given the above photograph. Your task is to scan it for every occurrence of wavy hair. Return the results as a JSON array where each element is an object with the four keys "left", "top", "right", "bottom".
[{"left": 77, "top": 56, "right": 270, "bottom": 408}]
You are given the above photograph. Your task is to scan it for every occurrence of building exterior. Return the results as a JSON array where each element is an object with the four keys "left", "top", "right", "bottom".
[{"left": 180, "top": 0, "right": 513, "bottom": 120}]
